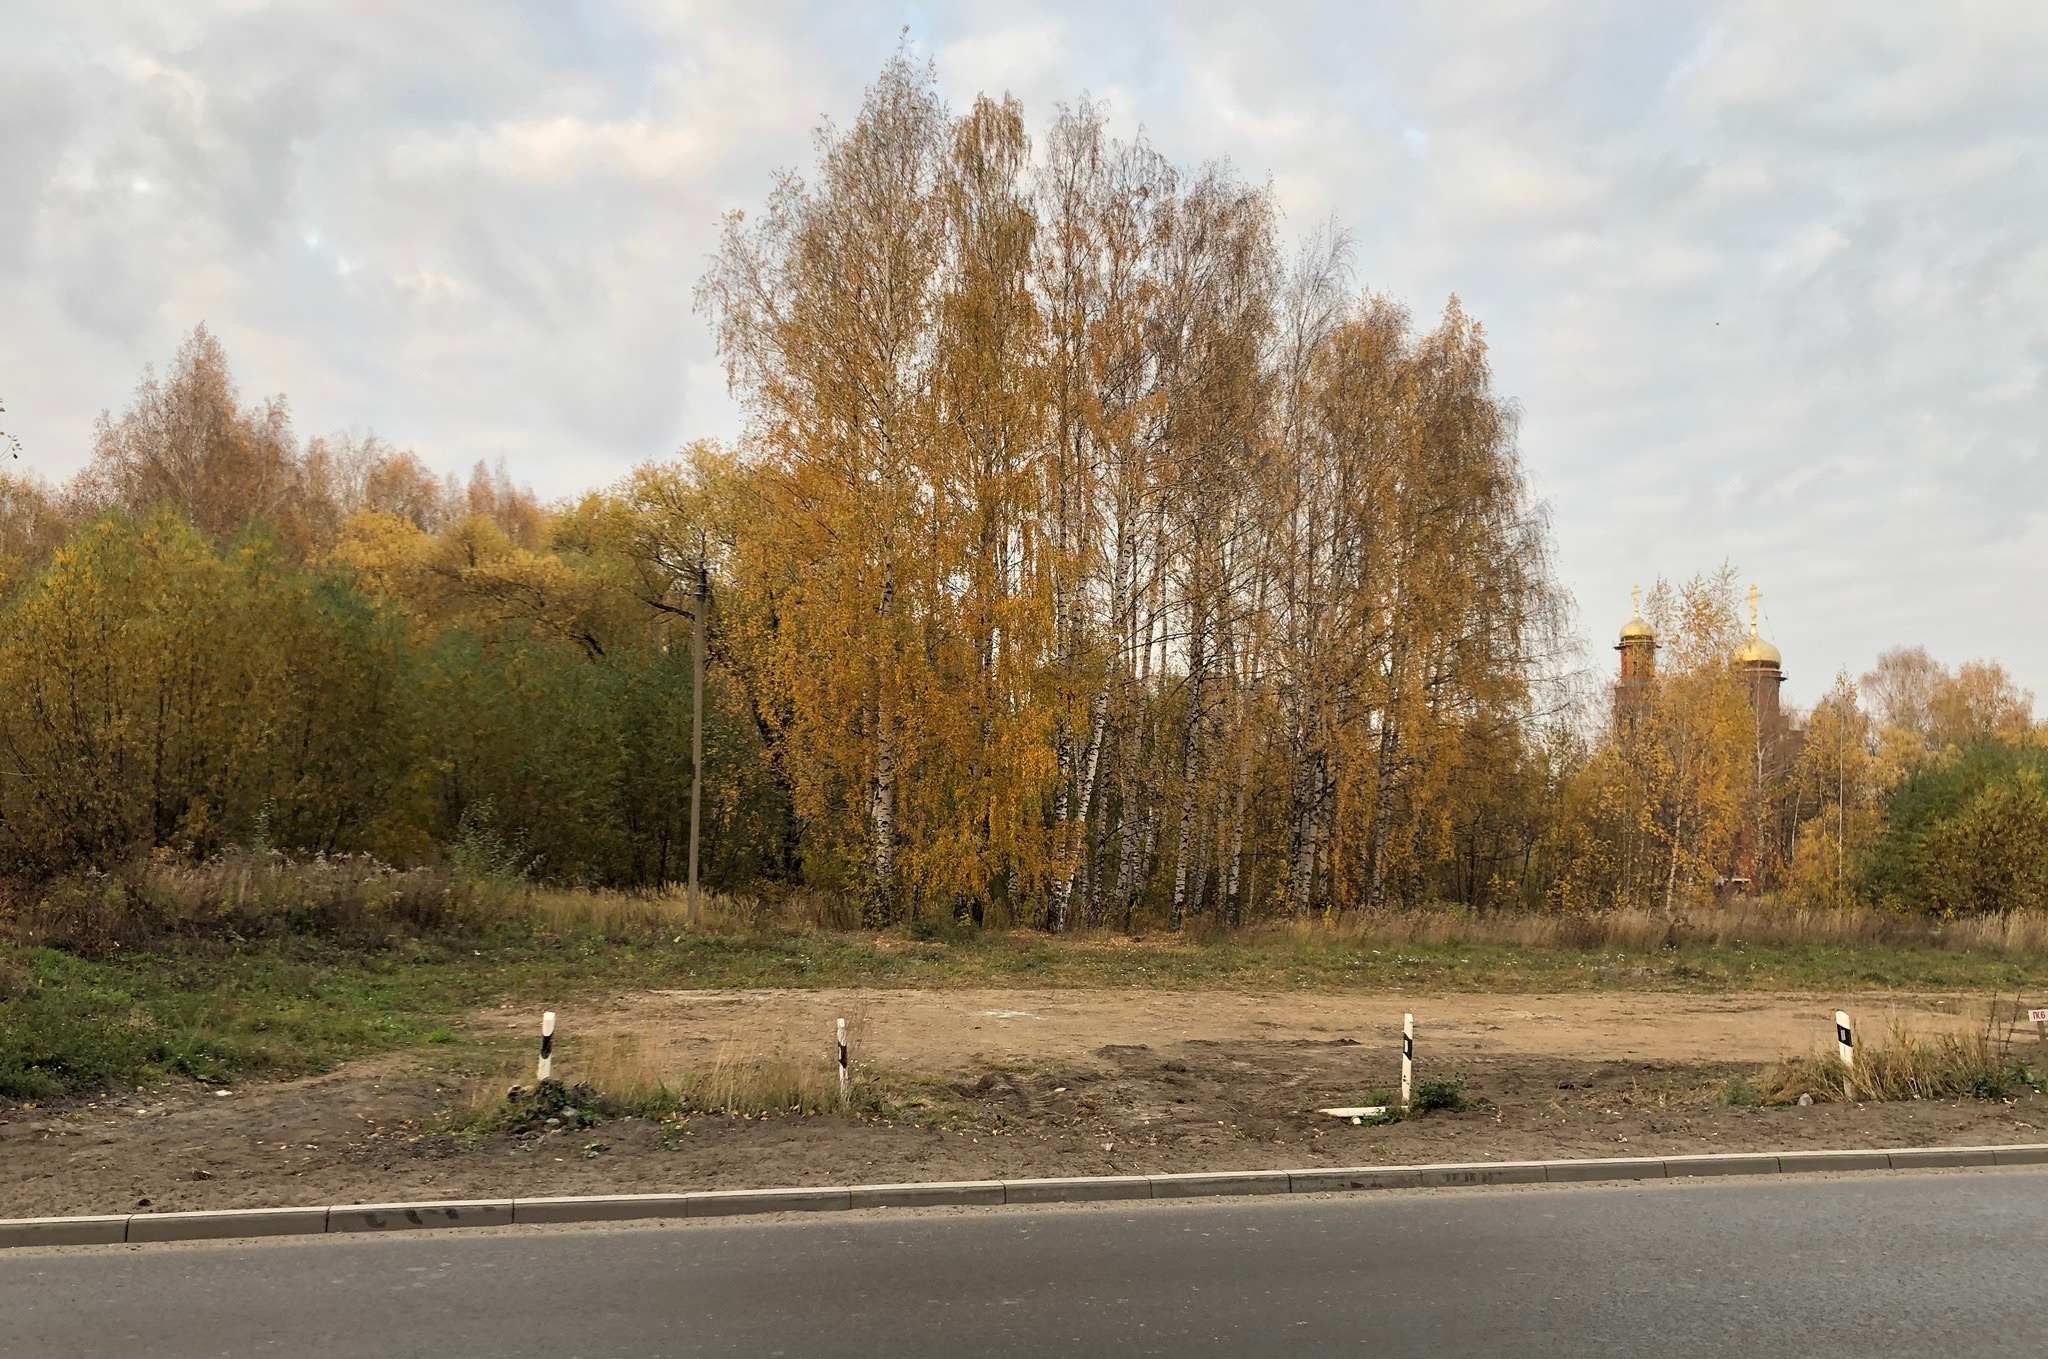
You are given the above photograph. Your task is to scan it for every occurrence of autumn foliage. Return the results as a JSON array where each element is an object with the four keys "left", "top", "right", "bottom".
[{"left": 0, "top": 58, "right": 2038, "bottom": 927}]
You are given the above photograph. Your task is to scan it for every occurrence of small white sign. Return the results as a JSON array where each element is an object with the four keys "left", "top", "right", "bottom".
[{"left": 2028, "top": 1009, "right": 2048, "bottom": 1024}]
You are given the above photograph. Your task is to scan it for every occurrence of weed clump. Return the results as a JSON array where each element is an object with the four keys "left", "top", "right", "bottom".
[
  {"left": 1410, "top": 1077, "right": 1471, "bottom": 1114},
  {"left": 1758, "top": 1016, "right": 2034, "bottom": 1104},
  {"left": 497, "top": 1079, "right": 601, "bottom": 1133}
]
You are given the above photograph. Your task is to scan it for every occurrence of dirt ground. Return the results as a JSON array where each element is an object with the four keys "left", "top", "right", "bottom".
[
  {"left": 472, "top": 985, "right": 1992, "bottom": 1069},
  {"left": 6, "top": 988, "right": 2044, "bottom": 1219}
]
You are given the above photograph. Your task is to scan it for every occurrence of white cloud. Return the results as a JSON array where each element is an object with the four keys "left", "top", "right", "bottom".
[{"left": 0, "top": 0, "right": 2043, "bottom": 700}]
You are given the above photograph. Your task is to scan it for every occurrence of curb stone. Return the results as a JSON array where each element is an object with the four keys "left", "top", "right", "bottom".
[
  {"left": 686, "top": 1186, "right": 851, "bottom": 1217},
  {"left": 1776, "top": 1150, "right": 1892, "bottom": 1174},
  {"left": 127, "top": 1207, "right": 329, "bottom": 1243},
  {"left": 0, "top": 1215, "right": 129, "bottom": 1249},
  {"left": 1002, "top": 1175, "right": 1153, "bottom": 1204},
  {"left": 1663, "top": 1153, "right": 1782, "bottom": 1178},
  {"left": 1544, "top": 1156, "right": 1666, "bottom": 1183},
  {"left": 1287, "top": 1167, "right": 1424, "bottom": 1193},
  {"left": 1992, "top": 1145, "right": 2048, "bottom": 1166},
  {"left": 330, "top": 1201, "right": 513, "bottom": 1233},
  {"left": 848, "top": 1181, "right": 1004, "bottom": 1210},
  {"left": 1416, "top": 1160, "right": 1548, "bottom": 1187},
  {"left": 1886, "top": 1147, "right": 1997, "bottom": 1170},
  {"left": 8, "top": 1143, "right": 2043, "bottom": 1249},
  {"left": 513, "top": 1194, "right": 693, "bottom": 1226},
  {"left": 1147, "top": 1170, "right": 1291, "bottom": 1199}
]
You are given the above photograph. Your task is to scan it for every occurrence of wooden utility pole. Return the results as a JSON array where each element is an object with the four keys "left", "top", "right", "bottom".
[{"left": 686, "top": 564, "right": 707, "bottom": 928}]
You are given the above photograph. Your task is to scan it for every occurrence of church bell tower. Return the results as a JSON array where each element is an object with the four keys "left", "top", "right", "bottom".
[
  {"left": 1735, "top": 584, "right": 1784, "bottom": 733},
  {"left": 1614, "top": 586, "right": 1655, "bottom": 726}
]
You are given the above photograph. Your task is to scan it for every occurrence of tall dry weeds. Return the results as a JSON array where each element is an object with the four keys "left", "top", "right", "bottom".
[
  {"left": 520, "top": 885, "right": 862, "bottom": 941},
  {"left": 13, "top": 848, "right": 2048, "bottom": 961},
  {"left": 1242, "top": 904, "right": 2048, "bottom": 956},
  {"left": 0, "top": 850, "right": 485, "bottom": 954},
  {"left": 1758, "top": 1000, "right": 2038, "bottom": 1104},
  {"left": 455, "top": 1021, "right": 882, "bottom": 1131}
]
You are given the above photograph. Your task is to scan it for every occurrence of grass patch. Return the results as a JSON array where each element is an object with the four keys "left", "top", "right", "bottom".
[
  {"left": 1723, "top": 1075, "right": 1762, "bottom": 1107},
  {"left": 0, "top": 942, "right": 468, "bottom": 1099}
]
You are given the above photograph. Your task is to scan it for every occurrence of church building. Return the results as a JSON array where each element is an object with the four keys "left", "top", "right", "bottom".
[
  {"left": 1612, "top": 584, "right": 1803, "bottom": 892},
  {"left": 1611, "top": 583, "right": 1792, "bottom": 747}
]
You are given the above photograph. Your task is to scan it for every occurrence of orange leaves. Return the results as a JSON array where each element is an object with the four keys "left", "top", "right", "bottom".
[{"left": 689, "top": 58, "right": 1565, "bottom": 926}]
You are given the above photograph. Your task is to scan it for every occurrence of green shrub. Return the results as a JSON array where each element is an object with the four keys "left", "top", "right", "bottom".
[
  {"left": 906, "top": 916, "right": 977, "bottom": 944},
  {"left": 1410, "top": 1076, "right": 1471, "bottom": 1113},
  {"left": 1910, "top": 776, "right": 2048, "bottom": 915},
  {"left": 1865, "top": 743, "right": 2048, "bottom": 913}
]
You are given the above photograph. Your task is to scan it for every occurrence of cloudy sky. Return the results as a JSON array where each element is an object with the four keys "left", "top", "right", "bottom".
[{"left": 3, "top": 2, "right": 2044, "bottom": 703}]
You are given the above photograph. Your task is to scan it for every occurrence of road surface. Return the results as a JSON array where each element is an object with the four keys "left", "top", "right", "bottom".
[{"left": 5, "top": 1170, "right": 2043, "bottom": 1357}]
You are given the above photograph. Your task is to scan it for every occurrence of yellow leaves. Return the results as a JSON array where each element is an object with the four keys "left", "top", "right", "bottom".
[
  {"left": 333, "top": 507, "right": 637, "bottom": 659},
  {"left": 332, "top": 510, "right": 433, "bottom": 601},
  {"left": 0, "top": 511, "right": 408, "bottom": 870},
  {"left": 1570, "top": 569, "right": 1772, "bottom": 907}
]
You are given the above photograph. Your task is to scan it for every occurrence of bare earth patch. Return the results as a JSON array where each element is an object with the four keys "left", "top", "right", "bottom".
[
  {"left": 5, "top": 988, "right": 2041, "bottom": 1218},
  {"left": 471, "top": 985, "right": 1990, "bottom": 1069}
]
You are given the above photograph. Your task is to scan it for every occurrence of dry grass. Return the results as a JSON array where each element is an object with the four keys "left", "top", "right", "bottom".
[
  {"left": 1757, "top": 999, "right": 2039, "bottom": 1104},
  {"left": 0, "top": 850, "right": 484, "bottom": 955},
  {"left": 520, "top": 885, "right": 863, "bottom": 939},
  {"left": 521, "top": 884, "right": 2048, "bottom": 958},
  {"left": 1220, "top": 903, "right": 2048, "bottom": 956},
  {"left": 17, "top": 848, "right": 2048, "bottom": 960},
  {"left": 452, "top": 998, "right": 884, "bottom": 1130}
]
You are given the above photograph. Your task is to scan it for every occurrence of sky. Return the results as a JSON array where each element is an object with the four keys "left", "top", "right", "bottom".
[{"left": 2, "top": 1, "right": 2044, "bottom": 706}]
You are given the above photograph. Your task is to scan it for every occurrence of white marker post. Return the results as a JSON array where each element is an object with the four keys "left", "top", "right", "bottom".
[
  {"left": 1835, "top": 1010, "right": 1854, "bottom": 1099},
  {"left": 538, "top": 1011, "right": 556, "bottom": 1082},
  {"left": 2029, "top": 1008, "right": 2048, "bottom": 1045},
  {"left": 837, "top": 1017, "right": 849, "bottom": 1106},
  {"left": 1401, "top": 1013, "right": 1414, "bottom": 1112}
]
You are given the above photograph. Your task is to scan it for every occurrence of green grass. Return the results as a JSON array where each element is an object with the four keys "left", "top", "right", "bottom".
[
  {"left": 4, "top": 928, "right": 2046, "bottom": 1101},
  {"left": 1409, "top": 1076, "right": 1472, "bottom": 1114}
]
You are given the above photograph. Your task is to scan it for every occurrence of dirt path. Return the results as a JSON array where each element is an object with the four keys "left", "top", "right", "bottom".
[
  {"left": 476, "top": 986, "right": 1992, "bottom": 1076},
  {"left": 5, "top": 988, "right": 2037, "bottom": 1220}
]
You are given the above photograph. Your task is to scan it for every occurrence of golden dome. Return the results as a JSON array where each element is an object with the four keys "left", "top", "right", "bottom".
[
  {"left": 1618, "top": 585, "right": 1653, "bottom": 642},
  {"left": 1735, "top": 583, "right": 1781, "bottom": 666},
  {"left": 1735, "top": 628, "right": 1781, "bottom": 667}
]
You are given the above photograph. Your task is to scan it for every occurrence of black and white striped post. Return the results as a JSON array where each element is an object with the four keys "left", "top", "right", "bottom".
[
  {"left": 1401, "top": 1013, "right": 1414, "bottom": 1112},
  {"left": 1835, "top": 1009, "right": 1854, "bottom": 1099},
  {"left": 836, "top": 1018, "right": 849, "bottom": 1105},
  {"left": 538, "top": 1011, "right": 556, "bottom": 1083}
]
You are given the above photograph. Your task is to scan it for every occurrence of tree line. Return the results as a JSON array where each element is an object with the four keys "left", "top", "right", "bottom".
[
  {"left": 0, "top": 56, "right": 2037, "bottom": 924},
  {"left": 1553, "top": 568, "right": 2042, "bottom": 914}
]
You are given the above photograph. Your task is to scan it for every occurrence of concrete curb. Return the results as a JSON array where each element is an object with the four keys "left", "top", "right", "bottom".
[
  {"left": 7, "top": 1143, "right": 2042, "bottom": 1250},
  {"left": 127, "top": 1207, "right": 328, "bottom": 1244},
  {"left": 330, "top": 1200, "right": 514, "bottom": 1233}
]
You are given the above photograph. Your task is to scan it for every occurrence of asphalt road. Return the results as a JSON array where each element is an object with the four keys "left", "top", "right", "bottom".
[{"left": 5, "top": 1170, "right": 2044, "bottom": 1358}]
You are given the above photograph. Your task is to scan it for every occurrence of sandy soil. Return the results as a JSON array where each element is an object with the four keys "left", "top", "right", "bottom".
[
  {"left": 471, "top": 985, "right": 1991, "bottom": 1071},
  {"left": 5, "top": 988, "right": 2041, "bottom": 1219}
]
